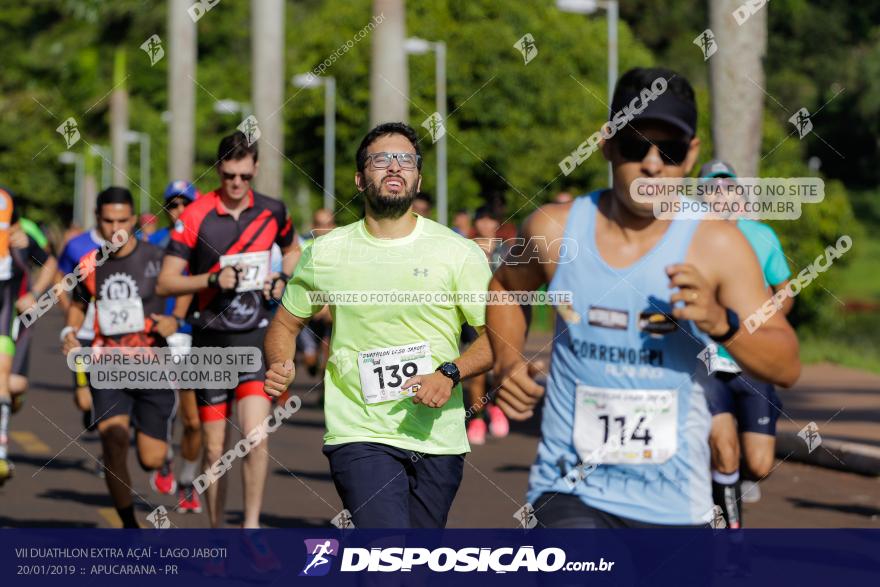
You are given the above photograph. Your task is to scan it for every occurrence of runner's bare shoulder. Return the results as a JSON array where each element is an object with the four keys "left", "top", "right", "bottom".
[{"left": 521, "top": 202, "right": 572, "bottom": 262}]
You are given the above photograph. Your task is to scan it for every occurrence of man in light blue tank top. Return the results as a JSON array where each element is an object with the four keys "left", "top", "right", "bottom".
[
  {"left": 487, "top": 67, "right": 801, "bottom": 528},
  {"left": 698, "top": 160, "right": 793, "bottom": 529}
]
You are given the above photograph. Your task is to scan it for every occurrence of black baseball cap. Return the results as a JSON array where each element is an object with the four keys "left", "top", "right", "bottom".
[{"left": 609, "top": 67, "right": 697, "bottom": 137}]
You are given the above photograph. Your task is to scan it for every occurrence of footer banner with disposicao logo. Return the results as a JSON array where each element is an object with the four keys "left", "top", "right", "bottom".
[{"left": 2, "top": 529, "right": 876, "bottom": 585}]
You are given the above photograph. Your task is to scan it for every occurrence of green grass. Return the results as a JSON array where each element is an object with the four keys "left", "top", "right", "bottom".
[
  {"left": 831, "top": 233, "right": 880, "bottom": 302},
  {"left": 799, "top": 335, "right": 880, "bottom": 374},
  {"left": 798, "top": 310, "right": 880, "bottom": 374}
]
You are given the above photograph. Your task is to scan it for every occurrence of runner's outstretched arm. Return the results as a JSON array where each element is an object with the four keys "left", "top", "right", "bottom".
[
  {"left": 488, "top": 206, "right": 565, "bottom": 420},
  {"left": 28, "top": 255, "right": 58, "bottom": 298},
  {"left": 682, "top": 222, "right": 801, "bottom": 387},
  {"left": 61, "top": 296, "right": 86, "bottom": 356},
  {"left": 279, "top": 241, "right": 301, "bottom": 276},
  {"left": 156, "top": 255, "right": 237, "bottom": 296},
  {"left": 452, "top": 327, "right": 493, "bottom": 380},
  {"left": 263, "top": 306, "right": 309, "bottom": 397}
]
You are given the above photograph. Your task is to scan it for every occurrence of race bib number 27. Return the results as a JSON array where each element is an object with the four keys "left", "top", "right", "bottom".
[
  {"left": 357, "top": 342, "right": 432, "bottom": 404},
  {"left": 220, "top": 251, "right": 270, "bottom": 292}
]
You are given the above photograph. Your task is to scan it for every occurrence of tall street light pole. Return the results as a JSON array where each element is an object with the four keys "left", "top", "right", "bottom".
[
  {"left": 168, "top": 0, "right": 196, "bottom": 182},
  {"left": 252, "top": 0, "right": 285, "bottom": 200},
  {"left": 292, "top": 74, "right": 336, "bottom": 212},
  {"left": 404, "top": 37, "right": 447, "bottom": 226},
  {"left": 126, "top": 131, "right": 151, "bottom": 215},
  {"left": 557, "top": 0, "right": 617, "bottom": 186},
  {"left": 92, "top": 144, "right": 112, "bottom": 189},
  {"left": 59, "top": 151, "right": 84, "bottom": 228}
]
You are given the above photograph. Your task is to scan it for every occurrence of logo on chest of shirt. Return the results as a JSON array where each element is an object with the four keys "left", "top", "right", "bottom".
[
  {"left": 638, "top": 311, "right": 678, "bottom": 337},
  {"left": 587, "top": 306, "right": 629, "bottom": 330},
  {"left": 144, "top": 260, "right": 161, "bottom": 279},
  {"left": 216, "top": 291, "right": 262, "bottom": 329},
  {"left": 99, "top": 272, "right": 140, "bottom": 300}
]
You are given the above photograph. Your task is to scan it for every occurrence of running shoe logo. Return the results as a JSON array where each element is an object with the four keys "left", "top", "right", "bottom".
[{"left": 300, "top": 539, "right": 338, "bottom": 577}]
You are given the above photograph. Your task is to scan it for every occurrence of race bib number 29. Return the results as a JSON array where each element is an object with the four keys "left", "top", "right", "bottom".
[
  {"left": 573, "top": 385, "right": 678, "bottom": 465},
  {"left": 357, "top": 342, "right": 432, "bottom": 404},
  {"left": 96, "top": 298, "right": 145, "bottom": 336}
]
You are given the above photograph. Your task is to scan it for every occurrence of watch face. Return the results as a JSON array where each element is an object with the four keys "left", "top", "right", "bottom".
[{"left": 440, "top": 362, "right": 460, "bottom": 381}]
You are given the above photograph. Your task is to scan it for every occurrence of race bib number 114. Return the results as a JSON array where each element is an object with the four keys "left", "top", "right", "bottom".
[{"left": 573, "top": 385, "right": 678, "bottom": 465}]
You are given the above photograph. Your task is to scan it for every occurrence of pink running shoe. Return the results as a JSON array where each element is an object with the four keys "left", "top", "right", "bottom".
[
  {"left": 467, "top": 418, "right": 487, "bottom": 445},
  {"left": 487, "top": 405, "right": 510, "bottom": 438}
]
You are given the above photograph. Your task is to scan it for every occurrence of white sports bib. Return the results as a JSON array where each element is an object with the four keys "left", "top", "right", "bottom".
[
  {"left": 220, "top": 250, "right": 270, "bottom": 292},
  {"left": 96, "top": 298, "right": 145, "bottom": 336},
  {"left": 357, "top": 342, "right": 432, "bottom": 405},
  {"left": 573, "top": 385, "right": 678, "bottom": 465}
]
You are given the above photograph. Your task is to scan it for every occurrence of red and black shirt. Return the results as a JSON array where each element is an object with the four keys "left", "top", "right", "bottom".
[
  {"left": 165, "top": 189, "right": 294, "bottom": 332},
  {"left": 74, "top": 240, "right": 167, "bottom": 348}
]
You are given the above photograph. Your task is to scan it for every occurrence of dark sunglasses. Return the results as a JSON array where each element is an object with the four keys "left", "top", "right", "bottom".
[
  {"left": 616, "top": 135, "right": 690, "bottom": 166},
  {"left": 164, "top": 198, "right": 189, "bottom": 210},
  {"left": 221, "top": 172, "right": 254, "bottom": 181}
]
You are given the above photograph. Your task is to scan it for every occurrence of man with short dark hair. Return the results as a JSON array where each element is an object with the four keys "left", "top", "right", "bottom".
[
  {"left": 488, "top": 67, "right": 801, "bottom": 528},
  {"left": 62, "top": 187, "right": 176, "bottom": 528},
  {"left": 264, "top": 122, "right": 493, "bottom": 528},
  {"left": 157, "top": 131, "right": 299, "bottom": 528}
]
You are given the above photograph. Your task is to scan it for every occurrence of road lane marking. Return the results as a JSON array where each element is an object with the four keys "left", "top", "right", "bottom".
[
  {"left": 10, "top": 431, "right": 51, "bottom": 454},
  {"left": 97, "top": 508, "right": 122, "bottom": 528}
]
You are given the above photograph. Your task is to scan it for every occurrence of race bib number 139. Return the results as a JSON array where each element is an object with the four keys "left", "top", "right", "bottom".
[{"left": 357, "top": 342, "right": 432, "bottom": 405}]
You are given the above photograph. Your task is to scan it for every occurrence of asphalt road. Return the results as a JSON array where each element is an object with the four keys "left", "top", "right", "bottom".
[{"left": 1, "top": 308, "right": 877, "bottom": 529}]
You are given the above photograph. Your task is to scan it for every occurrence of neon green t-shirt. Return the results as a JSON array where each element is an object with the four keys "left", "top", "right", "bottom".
[{"left": 282, "top": 214, "right": 492, "bottom": 455}]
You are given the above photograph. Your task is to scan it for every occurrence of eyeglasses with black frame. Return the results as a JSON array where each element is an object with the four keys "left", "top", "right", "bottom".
[{"left": 366, "top": 152, "right": 421, "bottom": 170}]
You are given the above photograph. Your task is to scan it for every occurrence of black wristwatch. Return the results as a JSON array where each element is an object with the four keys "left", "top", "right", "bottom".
[
  {"left": 710, "top": 307, "right": 740, "bottom": 343},
  {"left": 436, "top": 362, "right": 461, "bottom": 387}
]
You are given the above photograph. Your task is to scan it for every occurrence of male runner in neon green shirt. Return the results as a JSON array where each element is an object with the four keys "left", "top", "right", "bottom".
[{"left": 264, "top": 122, "right": 493, "bottom": 528}]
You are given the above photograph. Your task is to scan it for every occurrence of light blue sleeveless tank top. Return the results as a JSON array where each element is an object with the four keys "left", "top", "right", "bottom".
[{"left": 527, "top": 190, "right": 713, "bottom": 525}]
